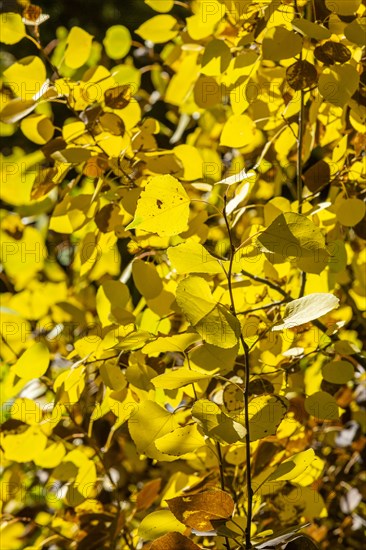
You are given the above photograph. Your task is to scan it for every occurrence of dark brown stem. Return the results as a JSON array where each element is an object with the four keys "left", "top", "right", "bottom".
[{"left": 223, "top": 198, "right": 253, "bottom": 549}]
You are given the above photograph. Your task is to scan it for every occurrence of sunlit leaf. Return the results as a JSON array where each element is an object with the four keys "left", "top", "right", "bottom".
[
  {"left": 126, "top": 175, "right": 190, "bottom": 236},
  {"left": 12, "top": 342, "right": 50, "bottom": 380},
  {"left": 272, "top": 293, "right": 340, "bottom": 331},
  {"left": 192, "top": 399, "right": 246, "bottom": 444},
  {"left": 0, "top": 13, "right": 26, "bottom": 44},
  {"left": 64, "top": 26, "right": 93, "bottom": 69}
]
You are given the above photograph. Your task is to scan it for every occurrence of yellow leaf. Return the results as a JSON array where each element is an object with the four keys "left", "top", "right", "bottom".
[
  {"left": 335, "top": 198, "right": 365, "bottom": 227},
  {"left": 12, "top": 342, "right": 49, "bottom": 380},
  {"left": 248, "top": 396, "right": 288, "bottom": 441},
  {"left": 0, "top": 13, "right": 26, "bottom": 45},
  {"left": 3, "top": 56, "right": 47, "bottom": 100},
  {"left": 138, "top": 510, "right": 185, "bottom": 540},
  {"left": 126, "top": 175, "right": 190, "bottom": 236},
  {"left": 128, "top": 400, "right": 179, "bottom": 460},
  {"left": 64, "top": 27, "right": 93, "bottom": 69},
  {"left": 187, "top": 0, "right": 225, "bottom": 40},
  {"left": 201, "top": 39, "right": 231, "bottom": 76},
  {"left": 168, "top": 240, "right": 223, "bottom": 274},
  {"left": 20, "top": 113, "right": 54, "bottom": 144},
  {"left": 220, "top": 114, "right": 256, "bottom": 148},
  {"left": 34, "top": 442, "right": 66, "bottom": 468},
  {"left": 145, "top": 0, "right": 174, "bottom": 12},
  {"left": 318, "top": 65, "right": 360, "bottom": 108},
  {"left": 136, "top": 15, "right": 178, "bottom": 43},
  {"left": 1, "top": 426, "right": 48, "bottom": 462},
  {"left": 267, "top": 449, "right": 315, "bottom": 481},
  {"left": 155, "top": 424, "right": 206, "bottom": 456}
]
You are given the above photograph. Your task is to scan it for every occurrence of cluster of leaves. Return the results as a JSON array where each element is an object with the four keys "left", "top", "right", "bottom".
[{"left": 0, "top": 1, "right": 365, "bottom": 549}]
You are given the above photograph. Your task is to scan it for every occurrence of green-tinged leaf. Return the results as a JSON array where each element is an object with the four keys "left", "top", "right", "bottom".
[
  {"left": 190, "top": 343, "right": 239, "bottom": 375},
  {"left": 194, "top": 303, "right": 241, "bottom": 349},
  {"left": 167, "top": 489, "right": 234, "bottom": 530},
  {"left": 267, "top": 449, "right": 315, "bottom": 482},
  {"left": 248, "top": 396, "right": 288, "bottom": 442},
  {"left": 0, "top": 13, "right": 26, "bottom": 44},
  {"left": 103, "top": 25, "right": 131, "bottom": 60},
  {"left": 272, "top": 293, "right": 339, "bottom": 331},
  {"left": 12, "top": 342, "right": 50, "bottom": 380},
  {"left": 138, "top": 510, "right": 185, "bottom": 540},
  {"left": 155, "top": 424, "right": 206, "bottom": 456},
  {"left": 305, "top": 391, "right": 339, "bottom": 420},
  {"left": 126, "top": 175, "right": 190, "bottom": 236},
  {"left": 51, "top": 147, "right": 92, "bottom": 164},
  {"left": 128, "top": 400, "right": 179, "bottom": 460},
  {"left": 168, "top": 240, "right": 223, "bottom": 274},
  {"left": 152, "top": 367, "right": 212, "bottom": 390},
  {"left": 192, "top": 399, "right": 246, "bottom": 444},
  {"left": 322, "top": 360, "right": 354, "bottom": 385}
]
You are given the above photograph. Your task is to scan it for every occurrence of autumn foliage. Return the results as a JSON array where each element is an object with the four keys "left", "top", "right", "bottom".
[{"left": 0, "top": 1, "right": 365, "bottom": 549}]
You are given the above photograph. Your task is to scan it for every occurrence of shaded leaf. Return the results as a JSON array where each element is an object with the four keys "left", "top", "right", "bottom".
[
  {"left": 286, "top": 61, "right": 318, "bottom": 91},
  {"left": 150, "top": 532, "right": 201, "bottom": 550},
  {"left": 167, "top": 489, "right": 234, "bottom": 530}
]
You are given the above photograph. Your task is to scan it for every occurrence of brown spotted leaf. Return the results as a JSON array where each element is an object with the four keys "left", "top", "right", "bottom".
[
  {"left": 314, "top": 41, "right": 351, "bottom": 65},
  {"left": 104, "top": 85, "right": 131, "bottom": 109},
  {"left": 286, "top": 60, "right": 318, "bottom": 91},
  {"left": 150, "top": 532, "right": 201, "bottom": 550},
  {"left": 166, "top": 490, "right": 234, "bottom": 531}
]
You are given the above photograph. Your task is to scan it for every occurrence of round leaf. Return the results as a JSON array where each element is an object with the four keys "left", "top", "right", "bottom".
[
  {"left": 103, "top": 25, "right": 131, "bottom": 60},
  {"left": 286, "top": 60, "right": 318, "bottom": 91},
  {"left": 305, "top": 391, "right": 339, "bottom": 420},
  {"left": 336, "top": 198, "right": 365, "bottom": 227},
  {"left": 262, "top": 27, "right": 302, "bottom": 61},
  {"left": 322, "top": 360, "right": 354, "bottom": 385},
  {"left": 0, "top": 13, "right": 26, "bottom": 44}
]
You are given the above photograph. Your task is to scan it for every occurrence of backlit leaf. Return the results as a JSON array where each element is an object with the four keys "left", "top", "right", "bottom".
[
  {"left": 128, "top": 400, "right": 179, "bottom": 460},
  {"left": 168, "top": 240, "right": 223, "bottom": 274},
  {"left": 126, "top": 175, "right": 190, "bottom": 236},
  {"left": 12, "top": 342, "right": 50, "bottom": 380},
  {"left": 267, "top": 449, "right": 315, "bottom": 482},
  {"left": 136, "top": 15, "right": 178, "bottom": 43},
  {"left": 64, "top": 26, "right": 93, "bottom": 69},
  {"left": 248, "top": 396, "right": 288, "bottom": 442},
  {"left": 155, "top": 424, "right": 206, "bottom": 456},
  {"left": 167, "top": 489, "right": 234, "bottom": 530},
  {"left": 103, "top": 25, "right": 131, "bottom": 60},
  {"left": 272, "top": 293, "right": 340, "bottom": 331},
  {"left": 0, "top": 13, "right": 26, "bottom": 44},
  {"left": 3, "top": 56, "right": 47, "bottom": 100},
  {"left": 192, "top": 399, "right": 246, "bottom": 444},
  {"left": 138, "top": 510, "right": 185, "bottom": 540}
]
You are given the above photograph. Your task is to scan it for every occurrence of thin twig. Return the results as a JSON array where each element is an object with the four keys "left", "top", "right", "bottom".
[{"left": 223, "top": 197, "right": 253, "bottom": 549}]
